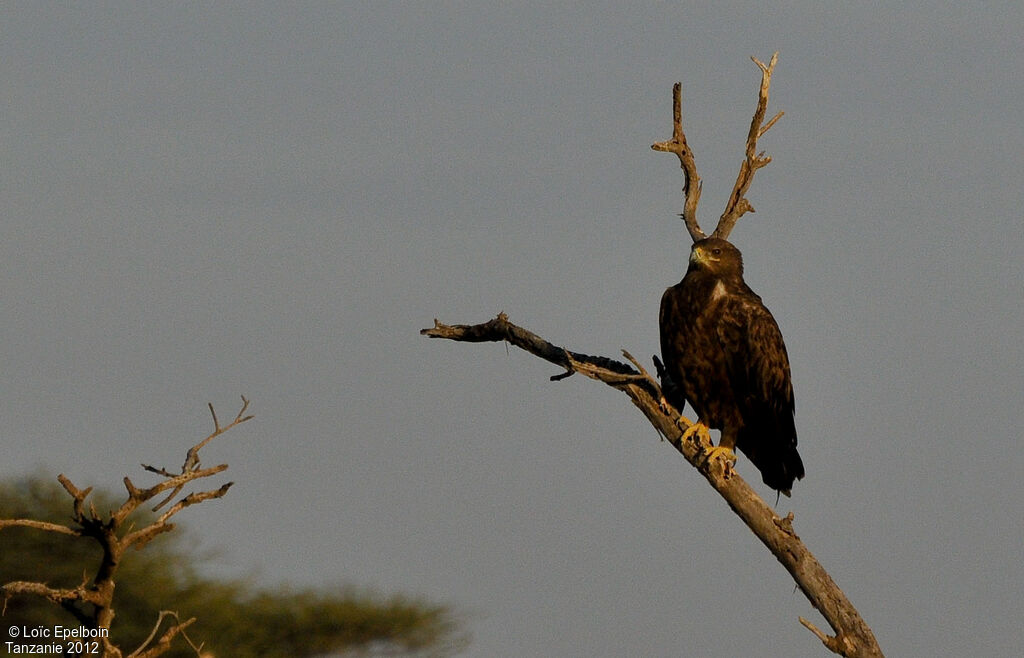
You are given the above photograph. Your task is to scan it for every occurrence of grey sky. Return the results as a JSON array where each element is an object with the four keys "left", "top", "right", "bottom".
[{"left": 2, "top": 3, "right": 1021, "bottom": 656}]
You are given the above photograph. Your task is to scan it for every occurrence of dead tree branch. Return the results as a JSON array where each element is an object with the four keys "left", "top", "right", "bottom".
[
  {"left": 715, "top": 52, "right": 784, "bottom": 239},
  {"left": 0, "top": 397, "right": 252, "bottom": 658},
  {"left": 0, "top": 518, "right": 82, "bottom": 536},
  {"left": 422, "top": 315, "right": 883, "bottom": 658},
  {"left": 653, "top": 52, "right": 783, "bottom": 242},
  {"left": 652, "top": 82, "right": 704, "bottom": 241},
  {"left": 128, "top": 610, "right": 201, "bottom": 658}
]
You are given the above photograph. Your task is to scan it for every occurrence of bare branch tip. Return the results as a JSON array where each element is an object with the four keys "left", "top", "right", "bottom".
[
  {"left": 752, "top": 51, "right": 779, "bottom": 73},
  {"left": 207, "top": 403, "right": 220, "bottom": 431},
  {"left": 621, "top": 350, "right": 647, "bottom": 375},
  {"left": 233, "top": 397, "right": 252, "bottom": 423},
  {"left": 550, "top": 369, "right": 574, "bottom": 382},
  {"left": 799, "top": 617, "right": 830, "bottom": 643},
  {"left": 420, "top": 318, "right": 447, "bottom": 337}
]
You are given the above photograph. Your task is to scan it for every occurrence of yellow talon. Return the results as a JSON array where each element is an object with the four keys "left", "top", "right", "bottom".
[
  {"left": 681, "top": 421, "right": 711, "bottom": 445},
  {"left": 703, "top": 445, "right": 737, "bottom": 465}
]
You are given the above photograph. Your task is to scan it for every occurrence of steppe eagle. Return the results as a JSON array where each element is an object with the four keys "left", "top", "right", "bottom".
[{"left": 659, "top": 237, "right": 805, "bottom": 495}]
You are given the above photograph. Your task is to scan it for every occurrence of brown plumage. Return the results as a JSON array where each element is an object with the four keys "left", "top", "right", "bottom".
[{"left": 659, "top": 237, "right": 804, "bottom": 495}]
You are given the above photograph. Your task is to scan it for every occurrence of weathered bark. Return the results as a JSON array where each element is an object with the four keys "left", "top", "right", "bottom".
[{"left": 422, "top": 314, "right": 883, "bottom": 657}]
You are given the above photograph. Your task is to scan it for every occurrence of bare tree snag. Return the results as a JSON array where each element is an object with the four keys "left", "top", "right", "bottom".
[
  {"left": 1, "top": 397, "right": 253, "bottom": 658},
  {"left": 653, "top": 53, "right": 784, "bottom": 242},
  {"left": 422, "top": 316, "right": 882, "bottom": 657},
  {"left": 715, "top": 53, "right": 784, "bottom": 239},
  {"left": 423, "top": 55, "right": 883, "bottom": 657},
  {"left": 651, "top": 81, "right": 704, "bottom": 241}
]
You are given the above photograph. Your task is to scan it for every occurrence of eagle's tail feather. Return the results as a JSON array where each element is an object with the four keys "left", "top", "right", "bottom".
[{"left": 737, "top": 424, "right": 804, "bottom": 496}]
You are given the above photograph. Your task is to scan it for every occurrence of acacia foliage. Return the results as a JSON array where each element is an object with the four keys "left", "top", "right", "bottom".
[{"left": 0, "top": 474, "right": 466, "bottom": 657}]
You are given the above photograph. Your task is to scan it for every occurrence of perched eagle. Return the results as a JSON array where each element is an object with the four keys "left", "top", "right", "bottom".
[{"left": 659, "top": 237, "right": 804, "bottom": 495}]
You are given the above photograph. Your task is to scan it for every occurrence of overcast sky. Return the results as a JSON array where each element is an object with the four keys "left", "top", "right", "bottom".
[{"left": 2, "top": 4, "right": 1022, "bottom": 657}]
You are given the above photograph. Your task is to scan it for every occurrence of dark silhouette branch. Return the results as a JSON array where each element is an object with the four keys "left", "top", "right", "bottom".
[{"left": 422, "top": 315, "right": 883, "bottom": 658}]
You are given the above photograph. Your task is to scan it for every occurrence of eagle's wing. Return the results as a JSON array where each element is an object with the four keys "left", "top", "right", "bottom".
[
  {"left": 658, "top": 286, "right": 689, "bottom": 412},
  {"left": 738, "top": 296, "right": 794, "bottom": 414},
  {"left": 718, "top": 291, "right": 803, "bottom": 493}
]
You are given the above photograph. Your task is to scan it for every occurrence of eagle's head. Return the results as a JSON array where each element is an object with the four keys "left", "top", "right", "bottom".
[{"left": 688, "top": 237, "right": 744, "bottom": 277}]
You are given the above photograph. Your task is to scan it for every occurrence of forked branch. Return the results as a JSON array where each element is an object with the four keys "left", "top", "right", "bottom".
[
  {"left": 652, "top": 53, "right": 783, "bottom": 242},
  {"left": 422, "top": 316, "right": 883, "bottom": 658},
  {"left": 128, "top": 611, "right": 201, "bottom": 658},
  {"left": 715, "top": 52, "right": 784, "bottom": 240}
]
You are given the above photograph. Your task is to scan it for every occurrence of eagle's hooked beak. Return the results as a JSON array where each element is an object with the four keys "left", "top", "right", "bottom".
[{"left": 689, "top": 245, "right": 703, "bottom": 265}]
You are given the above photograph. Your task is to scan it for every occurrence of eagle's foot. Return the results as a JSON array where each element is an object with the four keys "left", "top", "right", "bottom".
[
  {"left": 681, "top": 421, "right": 711, "bottom": 447},
  {"left": 702, "top": 445, "right": 737, "bottom": 468}
]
